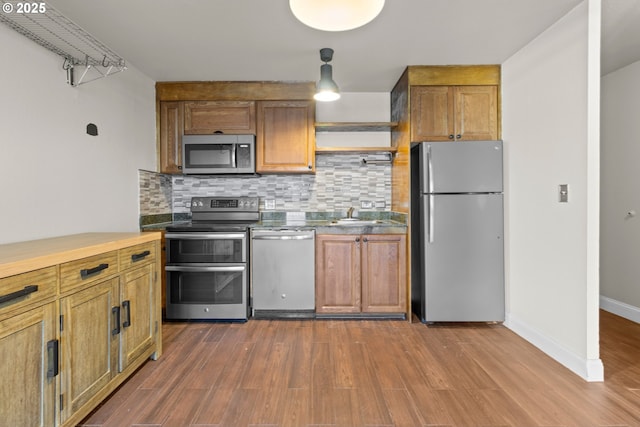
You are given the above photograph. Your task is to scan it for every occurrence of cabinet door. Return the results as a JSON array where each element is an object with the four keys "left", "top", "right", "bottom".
[
  {"left": 183, "top": 101, "right": 256, "bottom": 135},
  {"left": 454, "top": 85, "right": 498, "bottom": 140},
  {"left": 315, "top": 235, "right": 360, "bottom": 313},
  {"left": 410, "top": 86, "right": 454, "bottom": 142},
  {"left": 0, "top": 303, "right": 56, "bottom": 427},
  {"left": 256, "top": 100, "right": 315, "bottom": 173},
  {"left": 119, "top": 264, "right": 155, "bottom": 371},
  {"left": 361, "top": 234, "right": 407, "bottom": 313},
  {"left": 59, "top": 277, "right": 119, "bottom": 423},
  {"left": 159, "top": 101, "right": 183, "bottom": 173}
]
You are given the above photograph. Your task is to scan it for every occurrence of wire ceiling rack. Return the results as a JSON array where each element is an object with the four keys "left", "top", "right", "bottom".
[{"left": 0, "top": 1, "right": 126, "bottom": 86}]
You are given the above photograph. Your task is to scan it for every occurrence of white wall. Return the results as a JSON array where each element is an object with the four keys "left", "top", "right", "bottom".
[
  {"left": 0, "top": 24, "right": 156, "bottom": 244},
  {"left": 315, "top": 92, "right": 390, "bottom": 148},
  {"left": 502, "top": 0, "right": 603, "bottom": 381},
  {"left": 600, "top": 59, "right": 640, "bottom": 321}
]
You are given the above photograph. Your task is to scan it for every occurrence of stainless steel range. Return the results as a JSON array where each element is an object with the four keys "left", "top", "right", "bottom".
[{"left": 164, "top": 197, "right": 259, "bottom": 321}]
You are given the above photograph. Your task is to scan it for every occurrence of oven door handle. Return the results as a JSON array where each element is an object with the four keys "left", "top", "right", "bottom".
[
  {"left": 164, "top": 233, "right": 246, "bottom": 240},
  {"left": 165, "top": 265, "right": 246, "bottom": 272}
]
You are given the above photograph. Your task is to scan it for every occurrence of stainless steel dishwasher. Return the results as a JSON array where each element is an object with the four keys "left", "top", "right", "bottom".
[{"left": 250, "top": 229, "right": 315, "bottom": 319}]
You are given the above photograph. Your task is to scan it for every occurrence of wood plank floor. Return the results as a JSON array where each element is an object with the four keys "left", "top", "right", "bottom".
[{"left": 78, "top": 310, "right": 640, "bottom": 427}]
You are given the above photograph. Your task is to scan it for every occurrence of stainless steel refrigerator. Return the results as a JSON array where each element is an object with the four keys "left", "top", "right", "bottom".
[{"left": 410, "top": 141, "right": 504, "bottom": 322}]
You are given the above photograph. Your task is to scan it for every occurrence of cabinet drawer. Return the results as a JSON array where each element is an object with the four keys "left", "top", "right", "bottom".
[
  {"left": 60, "top": 251, "right": 118, "bottom": 294},
  {"left": 0, "top": 266, "right": 57, "bottom": 318},
  {"left": 119, "top": 242, "right": 156, "bottom": 270}
]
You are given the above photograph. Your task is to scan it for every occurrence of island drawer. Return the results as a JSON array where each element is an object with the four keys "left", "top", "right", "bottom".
[{"left": 0, "top": 266, "right": 57, "bottom": 319}]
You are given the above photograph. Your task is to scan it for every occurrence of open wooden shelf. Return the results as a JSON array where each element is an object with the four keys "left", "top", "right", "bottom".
[
  {"left": 315, "top": 146, "right": 398, "bottom": 154},
  {"left": 315, "top": 122, "right": 398, "bottom": 132}
]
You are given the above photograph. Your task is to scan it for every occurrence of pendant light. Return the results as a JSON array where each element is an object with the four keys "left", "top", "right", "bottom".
[
  {"left": 314, "top": 48, "right": 340, "bottom": 102},
  {"left": 290, "top": 0, "right": 385, "bottom": 32}
]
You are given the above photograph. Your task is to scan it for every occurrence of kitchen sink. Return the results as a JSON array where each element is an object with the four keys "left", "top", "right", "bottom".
[{"left": 329, "top": 219, "right": 384, "bottom": 226}]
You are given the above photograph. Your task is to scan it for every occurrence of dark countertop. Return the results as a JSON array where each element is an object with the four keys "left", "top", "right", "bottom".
[
  {"left": 252, "top": 219, "right": 407, "bottom": 235},
  {"left": 141, "top": 211, "right": 407, "bottom": 235}
]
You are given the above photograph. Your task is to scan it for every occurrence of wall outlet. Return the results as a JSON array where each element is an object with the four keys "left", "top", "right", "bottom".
[
  {"left": 375, "top": 201, "right": 386, "bottom": 209},
  {"left": 264, "top": 199, "right": 276, "bottom": 209},
  {"left": 361, "top": 201, "right": 373, "bottom": 209}
]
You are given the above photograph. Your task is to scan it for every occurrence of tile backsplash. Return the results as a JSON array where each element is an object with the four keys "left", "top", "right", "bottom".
[{"left": 139, "top": 153, "right": 391, "bottom": 218}]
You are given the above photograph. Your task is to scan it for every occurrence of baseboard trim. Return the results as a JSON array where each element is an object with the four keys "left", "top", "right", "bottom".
[
  {"left": 505, "top": 313, "right": 604, "bottom": 382},
  {"left": 600, "top": 296, "right": 640, "bottom": 324}
]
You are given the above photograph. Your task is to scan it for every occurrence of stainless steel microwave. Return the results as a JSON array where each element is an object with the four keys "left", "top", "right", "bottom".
[{"left": 182, "top": 134, "right": 255, "bottom": 174}]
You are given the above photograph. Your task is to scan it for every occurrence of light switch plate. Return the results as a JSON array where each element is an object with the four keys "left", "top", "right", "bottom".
[{"left": 559, "top": 184, "right": 569, "bottom": 203}]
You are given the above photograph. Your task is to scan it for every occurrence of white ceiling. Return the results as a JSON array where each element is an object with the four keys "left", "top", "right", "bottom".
[{"left": 46, "top": 0, "right": 640, "bottom": 92}]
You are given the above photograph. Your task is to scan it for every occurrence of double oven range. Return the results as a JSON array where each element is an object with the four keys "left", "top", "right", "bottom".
[{"left": 164, "top": 197, "right": 259, "bottom": 321}]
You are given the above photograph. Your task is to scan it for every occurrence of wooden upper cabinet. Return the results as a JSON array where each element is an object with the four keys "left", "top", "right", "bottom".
[
  {"left": 411, "top": 85, "right": 498, "bottom": 142},
  {"left": 159, "top": 101, "right": 183, "bottom": 174},
  {"left": 183, "top": 101, "right": 256, "bottom": 135},
  {"left": 411, "top": 86, "right": 454, "bottom": 142},
  {"left": 256, "top": 100, "right": 315, "bottom": 173},
  {"left": 455, "top": 86, "right": 498, "bottom": 140}
]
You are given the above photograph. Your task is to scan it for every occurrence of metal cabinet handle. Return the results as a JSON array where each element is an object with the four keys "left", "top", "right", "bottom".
[
  {"left": 448, "top": 134, "right": 454, "bottom": 139},
  {"left": 456, "top": 134, "right": 462, "bottom": 139},
  {"left": 122, "top": 300, "right": 131, "bottom": 328},
  {"left": 0, "top": 285, "right": 38, "bottom": 304},
  {"left": 80, "top": 263, "right": 109, "bottom": 279},
  {"left": 131, "top": 250, "right": 151, "bottom": 262},
  {"left": 111, "top": 306, "right": 121, "bottom": 336},
  {"left": 47, "top": 339, "right": 59, "bottom": 379}
]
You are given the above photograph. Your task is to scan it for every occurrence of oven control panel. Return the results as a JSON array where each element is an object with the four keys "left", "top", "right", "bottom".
[{"left": 190, "top": 197, "right": 259, "bottom": 212}]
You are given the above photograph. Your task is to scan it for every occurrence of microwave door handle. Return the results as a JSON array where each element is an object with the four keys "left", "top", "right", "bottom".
[{"left": 232, "top": 144, "right": 237, "bottom": 168}]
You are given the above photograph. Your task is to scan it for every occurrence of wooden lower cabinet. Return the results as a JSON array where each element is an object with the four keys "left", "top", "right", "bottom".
[
  {"left": 0, "top": 302, "right": 57, "bottom": 427},
  {"left": 0, "top": 233, "right": 162, "bottom": 427},
  {"left": 119, "top": 263, "right": 156, "bottom": 371},
  {"left": 59, "top": 242, "right": 159, "bottom": 427},
  {"left": 59, "top": 277, "right": 119, "bottom": 423},
  {"left": 316, "top": 234, "right": 407, "bottom": 315}
]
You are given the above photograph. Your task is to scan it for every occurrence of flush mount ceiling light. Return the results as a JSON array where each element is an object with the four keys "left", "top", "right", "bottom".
[
  {"left": 314, "top": 48, "right": 340, "bottom": 102},
  {"left": 290, "top": 0, "right": 385, "bottom": 32}
]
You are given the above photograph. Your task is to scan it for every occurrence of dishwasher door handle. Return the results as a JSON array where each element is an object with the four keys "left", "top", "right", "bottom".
[{"left": 252, "top": 235, "right": 314, "bottom": 241}]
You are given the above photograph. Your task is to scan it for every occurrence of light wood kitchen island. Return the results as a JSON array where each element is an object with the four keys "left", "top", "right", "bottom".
[{"left": 0, "top": 232, "right": 163, "bottom": 427}]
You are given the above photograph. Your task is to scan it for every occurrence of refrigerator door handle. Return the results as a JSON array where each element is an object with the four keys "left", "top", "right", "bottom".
[
  {"left": 429, "top": 195, "right": 435, "bottom": 243},
  {"left": 427, "top": 145, "right": 434, "bottom": 194}
]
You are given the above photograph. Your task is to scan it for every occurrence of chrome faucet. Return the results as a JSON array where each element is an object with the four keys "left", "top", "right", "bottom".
[{"left": 346, "top": 206, "right": 355, "bottom": 218}]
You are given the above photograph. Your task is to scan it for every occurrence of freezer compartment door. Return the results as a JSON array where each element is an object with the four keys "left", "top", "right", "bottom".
[
  {"left": 417, "top": 140, "right": 503, "bottom": 194},
  {"left": 421, "top": 193, "right": 504, "bottom": 322}
]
